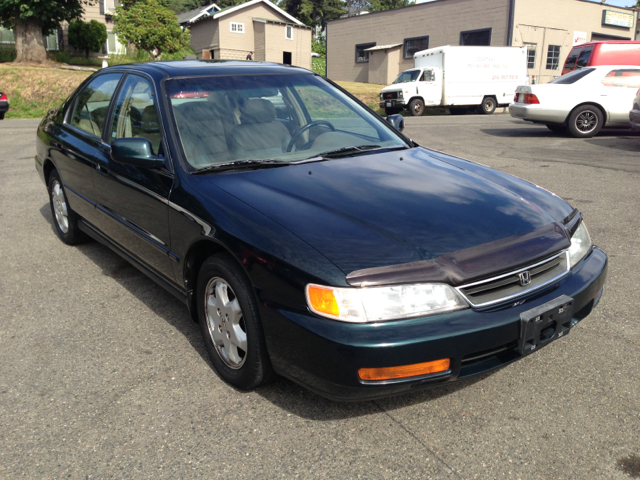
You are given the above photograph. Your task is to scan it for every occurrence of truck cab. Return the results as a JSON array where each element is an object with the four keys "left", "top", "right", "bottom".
[{"left": 379, "top": 67, "right": 442, "bottom": 116}]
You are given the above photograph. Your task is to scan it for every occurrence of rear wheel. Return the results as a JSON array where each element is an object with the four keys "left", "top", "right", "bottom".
[
  {"left": 567, "top": 105, "right": 603, "bottom": 138},
  {"left": 47, "top": 170, "right": 87, "bottom": 245},
  {"left": 478, "top": 96, "right": 497, "bottom": 115},
  {"left": 197, "top": 253, "right": 273, "bottom": 390},
  {"left": 546, "top": 123, "right": 567, "bottom": 133},
  {"left": 408, "top": 98, "right": 424, "bottom": 116}
]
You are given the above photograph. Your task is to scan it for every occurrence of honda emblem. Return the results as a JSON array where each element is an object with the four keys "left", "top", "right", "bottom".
[{"left": 519, "top": 271, "right": 531, "bottom": 286}]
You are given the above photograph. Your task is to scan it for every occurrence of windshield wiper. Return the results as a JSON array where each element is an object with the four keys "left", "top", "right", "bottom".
[
  {"left": 300, "top": 144, "right": 409, "bottom": 162},
  {"left": 192, "top": 159, "right": 285, "bottom": 174}
]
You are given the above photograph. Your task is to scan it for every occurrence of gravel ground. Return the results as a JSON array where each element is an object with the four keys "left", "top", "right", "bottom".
[{"left": 0, "top": 116, "right": 638, "bottom": 479}]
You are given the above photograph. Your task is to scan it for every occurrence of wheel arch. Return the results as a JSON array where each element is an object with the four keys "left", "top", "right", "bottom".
[
  {"left": 568, "top": 102, "right": 608, "bottom": 124},
  {"left": 43, "top": 158, "right": 56, "bottom": 186},
  {"left": 407, "top": 96, "right": 425, "bottom": 105}
]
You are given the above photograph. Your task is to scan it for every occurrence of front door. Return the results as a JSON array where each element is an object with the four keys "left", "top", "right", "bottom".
[
  {"left": 53, "top": 73, "right": 122, "bottom": 226},
  {"left": 418, "top": 68, "right": 442, "bottom": 106},
  {"left": 94, "top": 74, "right": 176, "bottom": 283}
]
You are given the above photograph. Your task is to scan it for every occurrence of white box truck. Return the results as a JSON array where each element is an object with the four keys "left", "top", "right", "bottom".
[{"left": 379, "top": 46, "right": 527, "bottom": 116}]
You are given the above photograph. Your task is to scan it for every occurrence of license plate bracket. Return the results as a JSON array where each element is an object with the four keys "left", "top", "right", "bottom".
[
  {"left": 386, "top": 102, "right": 392, "bottom": 107},
  {"left": 519, "top": 295, "right": 574, "bottom": 355}
]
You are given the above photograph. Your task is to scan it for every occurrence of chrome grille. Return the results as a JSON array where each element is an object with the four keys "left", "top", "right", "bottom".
[
  {"left": 382, "top": 92, "right": 398, "bottom": 100},
  {"left": 457, "top": 251, "right": 569, "bottom": 307}
]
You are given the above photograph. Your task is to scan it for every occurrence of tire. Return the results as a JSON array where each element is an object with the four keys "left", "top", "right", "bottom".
[
  {"left": 385, "top": 107, "right": 401, "bottom": 116},
  {"left": 567, "top": 105, "right": 603, "bottom": 138},
  {"left": 546, "top": 123, "right": 567, "bottom": 133},
  {"left": 449, "top": 107, "right": 467, "bottom": 115},
  {"left": 478, "top": 96, "right": 497, "bottom": 115},
  {"left": 197, "top": 253, "right": 273, "bottom": 390},
  {"left": 47, "top": 170, "right": 87, "bottom": 245},
  {"left": 408, "top": 98, "right": 424, "bottom": 116}
]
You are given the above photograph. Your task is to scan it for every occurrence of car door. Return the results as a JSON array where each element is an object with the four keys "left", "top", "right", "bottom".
[
  {"left": 94, "top": 73, "right": 177, "bottom": 283},
  {"left": 52, "top": 73, "right": 122, "bottom": 226},
  {"left": 419, "top": 68, "right": 442, "bottom": 106},
  {"left": 599, "top": 68, "right": 640, "bottom": 125}
]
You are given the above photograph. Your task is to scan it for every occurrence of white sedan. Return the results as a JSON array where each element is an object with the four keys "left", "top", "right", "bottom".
[{"left": 509, "top": 65, "right": 640, "bottom": 138}]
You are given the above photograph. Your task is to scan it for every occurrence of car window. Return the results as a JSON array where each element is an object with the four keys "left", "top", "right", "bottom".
[
  {"left": 564, "top": 47, "right": 580, "bottom": 71},
  {"left": 550, "top": 68, "right": 595, "bottom": 84},
  {"left": 601, "top": 69, "right": 640, "bottom": 88},
  {"left": 71, "top": 74, "right": 122, "bottom": 138},
  {"left": 165, "top": 74, "right": 407, "bottom": 169},
  {"left": 393, "top": 70, "right": 420, "bottom": 84},
  {"left": 110, "top": 75, "right": 162, "bottom": 154},
  {"left": 575, "top": 47, "right": 593, "bottom": 68}
]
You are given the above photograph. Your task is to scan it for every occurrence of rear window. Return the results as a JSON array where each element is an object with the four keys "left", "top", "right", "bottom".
[
  {"left": 564, "top": 47, "right": 580, "bottom": 71},
  {"left": 550, "top": 68, "right": 595, "bottom": 84}
]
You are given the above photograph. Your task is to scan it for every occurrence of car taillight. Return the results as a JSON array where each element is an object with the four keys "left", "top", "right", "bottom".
[
  {"left": 522, "top": 94, "right": 540, "bottom": 104},
  {"left": 0, "top": 93, "right": 7, "bottom": 101},
  {"left": 514, "top": 93, "right": 519, "bottom": 102}
]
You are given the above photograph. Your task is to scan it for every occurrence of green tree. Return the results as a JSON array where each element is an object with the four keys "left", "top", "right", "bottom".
[
  {"left": 68, "top": 19, "right": 108, "bottom": 58},
  {"left": 369, "top": 0, "right": 413, "bottom": 12},
  {"left": 279, "top": 0, "right": 346, "bottom": 28},
  {"left": 113, "top": 0, "right": 191, "bottom": 61},
  {"left": 0, "top": 0, "right": 92, "bottom": 63}
]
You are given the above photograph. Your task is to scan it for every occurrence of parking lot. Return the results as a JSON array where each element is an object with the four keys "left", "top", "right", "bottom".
[{"left": 1, "top": 115, "right": 639, "bottom": 479}]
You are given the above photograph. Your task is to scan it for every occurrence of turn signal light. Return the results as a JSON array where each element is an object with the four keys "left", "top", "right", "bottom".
[
  {"left": 522, "top": 94, "right": 540, "bottom": 104},
  {"left": 306, "top": 284, "right": 340, "bottom": 317},
  {"left": 358, "top": 358, "right": 451, "bottom": 381}
]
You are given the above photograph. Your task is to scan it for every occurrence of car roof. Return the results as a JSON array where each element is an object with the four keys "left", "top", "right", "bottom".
[{"left": 106, "top": 60, "right": 313, "bottom": 78}]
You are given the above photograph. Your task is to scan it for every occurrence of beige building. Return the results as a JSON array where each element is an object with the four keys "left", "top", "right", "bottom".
[
  {"left": 327, "top": 0, "right": 640, "bottom": 85},
  {"left": 187, "top": 0, "right": 312, "bottom": 69}
]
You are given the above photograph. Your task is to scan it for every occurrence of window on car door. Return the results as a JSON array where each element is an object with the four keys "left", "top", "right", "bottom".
[
  {"left": 71, "top": 74, "right": 122, "bottom": 138},
  {"left": 576, "top": 47, "right": 593, "bottom": 69},
  {"left": 110, "top": 74, "right": 162, "bottom": 154}
]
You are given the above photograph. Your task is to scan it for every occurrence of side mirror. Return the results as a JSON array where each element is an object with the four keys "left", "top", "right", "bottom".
[
  {"left": 386, "top": 114, "right": 404, "bottom": 132},
  {"left": 111, "top": 138, "right": 165, "bottom": 169}
]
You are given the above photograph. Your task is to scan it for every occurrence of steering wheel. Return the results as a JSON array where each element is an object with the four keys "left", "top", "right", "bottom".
[{"left": 286, "top": 120, "right": 335, "bottom": 152}]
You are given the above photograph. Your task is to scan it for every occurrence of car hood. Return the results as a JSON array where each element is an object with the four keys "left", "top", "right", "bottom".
[
  {"left": 381, "top": 83, "right": 411, "bottom": 92},
  {"left": 209, "top": 147, "right": 572, "bottom": 281}
]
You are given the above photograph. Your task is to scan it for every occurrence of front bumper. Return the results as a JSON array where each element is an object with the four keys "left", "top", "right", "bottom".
[
  {"left": 509, "top": 103, "right": 567, "bottom": 124},
  {"left": 380, "top": 99, "right": 406, "bottom": 109},
  {"left": 630, "top": 109, "right": 640, "bottom": 130},
  {"left": 259, "top": 247, "right": 607, "bottom": 401}
]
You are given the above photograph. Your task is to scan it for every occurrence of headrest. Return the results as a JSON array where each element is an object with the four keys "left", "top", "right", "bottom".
[
  {"left": 207, "top": 90, "right": 230, "bottom": 111},
  {"left": 141, "top": 105, "right": 160, "bottom": 133},
  {"left": 175, "top": 101, "right": 219, "bottom": 121},
  {"left": 240, "top": 98, "right": 275, "bottom": 124}
]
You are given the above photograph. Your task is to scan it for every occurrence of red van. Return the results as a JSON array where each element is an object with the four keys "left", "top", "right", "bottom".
[{"left": 562, "top": 41, "right": 640, "bottom": 75}]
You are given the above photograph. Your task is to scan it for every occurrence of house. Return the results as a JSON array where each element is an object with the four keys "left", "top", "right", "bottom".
[
  {"left": 187, "top": 0, "right": 312, "bottom": 69},
  {"left": 178, "top": 3, "right": 222, "bottom": 28},
  {"left": 326, "top": 0, "right": 640, "bottom": 85}
]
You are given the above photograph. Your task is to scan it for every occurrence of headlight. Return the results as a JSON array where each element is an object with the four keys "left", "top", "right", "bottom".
[
  {"left": 568, "top": 221, "right": 591, "bottom": 268},
  {"left": 398, "top": 91, "right": 403, "bottom": 98},
  {"left": 380, "top": 93, "right": 383, "bottom": 99},
  {"left": 306, "top": 283, "right": 468, "bottom": 323}
]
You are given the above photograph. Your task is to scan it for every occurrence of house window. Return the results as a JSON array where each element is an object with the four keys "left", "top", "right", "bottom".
[
  {"left": 106, "top": 32, "right": 126, "bottom": 54},
  {"left": 524, "top": 43, "right": 536, "bottom": 69},
  {"left": 355, "top": 42, "right": 375, "bottom": 63},
  {"left": 460, "top": 28, "right": 491, "bottom": 46},
  {"left": 286, "top": 25, "right": 293, "bottom": 40},
  {"left": 45, "top": 32, "right": 59, "bottom": 51},
  {"left": 404, "top": 35, "right": 429, "bottom": 59},
  {"left": 230, "top": 22, "right": 244, "bottom": 33},
  {"left": 0, "top": 27, "right": 15, "bottom": 44},
  {"left": 546, "top": 45, "right": 561, "bottom": 70}
]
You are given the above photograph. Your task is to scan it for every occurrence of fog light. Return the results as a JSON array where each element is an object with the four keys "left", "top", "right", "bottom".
[{"left": 358, "top": 358, "right": 450, "bottom": 381}]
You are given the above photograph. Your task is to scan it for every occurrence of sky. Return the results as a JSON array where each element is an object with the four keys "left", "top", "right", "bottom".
[{"left": 416, "top": 0, "right": 636, "bottom": 6}]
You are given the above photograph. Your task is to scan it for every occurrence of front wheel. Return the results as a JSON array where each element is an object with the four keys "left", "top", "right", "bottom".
[
  {"left": 197, "top": 254, "right": 273, "bottom": 390},
  {"left": 408, "top": 98, "right": 424, "bottom": 116},
  {"left": 478, "top": 97, "right": 497, "bottom": 115},
  {"left": 567, "top": 105, "right": 603, "bottom": 138},
  {"left": 48, "top": 170, "right": 87, "bottom": 245}
]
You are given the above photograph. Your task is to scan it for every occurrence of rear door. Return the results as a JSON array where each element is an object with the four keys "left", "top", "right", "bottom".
[
  {"left": 52, "top": 73, "right": 123, "bottom": 226},
  {"left": 599, "top": 68, "right": 640, "bottom": 125},
  {"left": 94, "top": 73, "right": 177, "bottom": 283}
]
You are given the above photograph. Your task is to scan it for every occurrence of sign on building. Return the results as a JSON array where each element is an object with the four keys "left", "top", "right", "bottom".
[
  {"left": 602, "top": 10, "right": 634, "bottom": 29},
  {"left": 573, "top": 31, "right": 587, "bottom": 46}
]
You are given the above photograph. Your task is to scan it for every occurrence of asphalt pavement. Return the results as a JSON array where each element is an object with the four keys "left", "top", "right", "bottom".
[{"left": 1, "top": 116, "right": 639, "bottom": 479}]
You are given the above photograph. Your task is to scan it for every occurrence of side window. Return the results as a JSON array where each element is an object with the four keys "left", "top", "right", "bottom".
[
  {"left": 564, "top": 47, "right": 580, "bottom": 71},
  {"left": 576, "top": 47, "right": 593, "bottom": 69},
  {"left": 296, "top": 85, "right": 378, "bottom": 138},
  {"left": 421, "top": 69, "right": 434, "bottom": 82},
  {"left": 110, "top": 75, "right": 162, "bottom": 154},
  {"left": 71, "top": 74, "right": 122, "bottom": 138},
  {"left": 601, "top": 69, "right": 640, "bottom": 88}
]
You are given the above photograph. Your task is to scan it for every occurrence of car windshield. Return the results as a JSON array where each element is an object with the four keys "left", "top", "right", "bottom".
[
  {"left": 551, "top": 68, "right": 595, "bottom": 84},
  {"left": 393, "top": 70, "right": 420, "bottom": 84},
  {"left": 165, "top": 74, "right": 408, "bottom": 170}
]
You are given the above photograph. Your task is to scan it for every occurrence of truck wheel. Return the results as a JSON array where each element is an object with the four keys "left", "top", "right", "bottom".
[
  {"left": 385, "top": 107, "right": 401, "bottom": 116},
  {"left": 408, "top": 99, "right": 424, "bottom": 116},
  {"left": 479, "top": 97, "right": 497, "bottom": 115},
  {"left": 567, "top": 105, "right": 603, "bottom": 138}
]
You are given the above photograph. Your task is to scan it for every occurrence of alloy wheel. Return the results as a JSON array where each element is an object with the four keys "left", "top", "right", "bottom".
[
  {"left": 52, "top": 180, "right": 69, "bottom": 234},
  {"left": 204, "top": 277, "right": 247, "bottom": 369},
  {"left": 575, "top": 110, "right": 597, "bottom": 133}
]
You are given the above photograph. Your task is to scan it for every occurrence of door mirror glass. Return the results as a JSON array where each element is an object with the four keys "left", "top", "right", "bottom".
[
  {"left": 386, "top": 114, "right": 404, "bottom": 132},
  {"left": 111, "top": 138, "right": 165, "bottom": 168}
]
